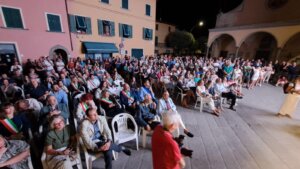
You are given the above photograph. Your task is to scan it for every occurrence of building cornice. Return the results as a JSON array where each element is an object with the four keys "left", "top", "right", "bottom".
[{"left": 210, "top": 19, "right": 300, "bottom": 32}]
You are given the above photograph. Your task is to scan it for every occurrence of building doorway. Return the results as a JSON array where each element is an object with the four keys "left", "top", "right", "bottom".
[
  {"left": 54, "top": 49, "right": 68, "bottom": 65},
  {"left": 0, "top": 43, "right": 19, "bottom": 74}
]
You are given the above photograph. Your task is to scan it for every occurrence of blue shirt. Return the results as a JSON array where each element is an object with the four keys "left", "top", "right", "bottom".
[
  {"left": 51, "top": 89, "right": 68, "bottom": 105},
  {"left": 92, "top": 121, "right": 101, "bottom": 141}
]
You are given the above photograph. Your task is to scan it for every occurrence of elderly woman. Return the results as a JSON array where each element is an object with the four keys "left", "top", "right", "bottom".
[
  {"left": 196, "top": 80, "right": 221, "bottom": 116},
  {"left": 0, "top": 135, "right": 31, "bottom": 169},
  {"left": 45, "top": 115, "right": 78, "bottom": 169},
  {"left": 278, "top": 77, "right": 300, "bottom": 118}
]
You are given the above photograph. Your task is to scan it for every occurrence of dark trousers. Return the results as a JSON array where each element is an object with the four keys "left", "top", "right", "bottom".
[
  {"left": 103, "top": 143, "right": 122, "bottom": 169},
  {"left": 221, "top": 92, "right": 236, "bottom": 108}
]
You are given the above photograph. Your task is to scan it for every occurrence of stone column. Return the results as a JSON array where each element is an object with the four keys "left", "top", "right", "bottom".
[
  {"left": 205, "top": 45, "right": 209, "bottom": 58},
  {"left": 275, "top": 47, "right": 282, "bottom": 61},
  {"left": 235, "top": 46, "right": 240, "bottom": 59}
]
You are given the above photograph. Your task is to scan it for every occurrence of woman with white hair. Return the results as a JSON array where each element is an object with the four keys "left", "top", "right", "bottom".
[{"left": 44, "top": 115, "right": 78, "bottom": 169}]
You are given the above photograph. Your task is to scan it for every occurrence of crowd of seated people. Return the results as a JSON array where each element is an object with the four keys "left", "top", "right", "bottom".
[{"left": 0, "top": 54, "right": 297, "bottom": 169}]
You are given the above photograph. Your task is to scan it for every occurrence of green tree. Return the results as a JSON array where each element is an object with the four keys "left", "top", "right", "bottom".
[{"left": 165, "top": 30, "right": 195, "bottom": 54}]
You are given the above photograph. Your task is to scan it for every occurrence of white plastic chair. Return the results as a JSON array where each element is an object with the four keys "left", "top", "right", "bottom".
[
  {"left": 194, "top": 95, "right": 224, "bottom": 112},
  {"left": 28, "top": 156, "right": 34, "bottom": 169},
  {"left": 14, "top": 86, "right": 25, "bottom": 99},
  {"left": 194, "top": 96, "right": 204, "bottom": 112},
  {"left": 111, "top": 113, "right": 139, "bottom": 150},
  {"left": 176, "top": 87, "right": 187, "bottom": 103}
]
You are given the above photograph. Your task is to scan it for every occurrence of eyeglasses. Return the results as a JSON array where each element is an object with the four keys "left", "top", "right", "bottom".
[{"left": 54, "top": 120, "right": 64, "bottom": 126}]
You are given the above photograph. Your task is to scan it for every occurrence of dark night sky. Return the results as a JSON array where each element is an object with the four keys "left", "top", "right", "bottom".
[{"left": 156, "top": 0, "right": 243, "bottom": 39}]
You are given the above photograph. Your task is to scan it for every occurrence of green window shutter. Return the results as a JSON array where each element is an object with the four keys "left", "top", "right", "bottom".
[
  {"left": 97, "top": 19, "right": 103, "bottom": 35},
  {"left": 110, "top": 21, "right": 115, "bottom": 36},
  {"left": 142, "top": 28, "right": 146, "bottom": 39},
  {"left": 68, "top": 14, "right": 76, "bottom": 33},
  {"left": 128, "top": 25, "right": 133, "bottom": 38},
  {"left": 122, "top": 0, "right": 128, "bottom": 9},
  {"left": 47, "top": 14, "right": 62, "bottom": 32},
  {"left": 2, "top": 7, "right": 23, "bottom": 28},
  {"left": 146, "top": 4, "right": 151, "bottom": 16},
  {"left": 119, "top": 23, "right": 123, "bottom": 37},
  {"left": 85, "top": 17, "right": 92, "bottom": 34},
  {"left": 149, "top": 29, "right": 153, "bottom": 40}
]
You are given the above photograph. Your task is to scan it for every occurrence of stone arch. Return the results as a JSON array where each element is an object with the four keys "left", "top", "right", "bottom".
[
  {"left": 237, "top": 31, "right": 278, "bottom": 47},
  {"left": 49, "top": 45, "right": 70, "bottom": 64},
  {"left": 208, "top": 33, "right": 237, "bottom": 48},
  {"left": 279, "top": 32, "right": 300, "bottom": 62},
  {"left": 237, "top": 31, "right": 277, "bottom": 61},
  {"left": 208, "top": 34, "right": 237, "bottom": 58}
]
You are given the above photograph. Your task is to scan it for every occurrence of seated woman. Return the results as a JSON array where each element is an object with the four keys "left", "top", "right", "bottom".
[
  {"left": 0, "top": 103, "right": 31, "bottom": 140},
  {"left": 45, "top": 115, "right": 79, "bottom": 169},
  {"left": 100, "top": 90, "right": 123, "bottom": 118},
  {"left": 0, "top": 135, "right": 31, "bottom": 169},
  {"left": 277, "top": 77, "right": 300, "bottom": 118},
  {"left": 75, "top": 93, "right": 97, "bottom": 121},
  {"left": 196, "top": 80, "right": 221, "bottom": 116},
  {"left": 136, "top": 94, "right": 160, "bottom": 131}
]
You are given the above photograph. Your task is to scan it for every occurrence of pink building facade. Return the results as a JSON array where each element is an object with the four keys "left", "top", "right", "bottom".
[{"left": 0, "top": 0, "right": 73, "bottom": 64}]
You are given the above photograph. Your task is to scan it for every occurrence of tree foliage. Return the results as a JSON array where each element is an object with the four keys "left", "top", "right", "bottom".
[{"left": 165, "top": 30, "right": 195, "bottom": 54}]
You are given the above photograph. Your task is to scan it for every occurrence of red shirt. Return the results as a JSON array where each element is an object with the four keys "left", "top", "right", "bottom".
[{"left": 152, "top": 125, "right": 182, "bottom": 169}]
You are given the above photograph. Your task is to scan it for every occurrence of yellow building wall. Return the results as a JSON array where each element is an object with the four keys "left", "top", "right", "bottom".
[
  {"left": 155, "top": 22, "right": 176, "bottom": 43},
  {"left": 67, "top": 0, "right": 156, "bottom": 58}
]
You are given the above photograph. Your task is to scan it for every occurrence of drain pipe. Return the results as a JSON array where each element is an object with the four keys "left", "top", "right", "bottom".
[{"left": 65, "top": 0, "right": 73, "bottom": 51}]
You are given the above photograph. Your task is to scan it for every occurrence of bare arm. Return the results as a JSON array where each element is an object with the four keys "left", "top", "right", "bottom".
[
  {"left": 0, "top": 148, "right": 30, "bottom": 168},
  {"left": 178, "top": 158, "right": 186, "bottom": 169}
]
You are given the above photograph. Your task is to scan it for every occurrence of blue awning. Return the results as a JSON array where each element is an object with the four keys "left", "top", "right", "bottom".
[{"left": 83, "top": 42, "right": 118, "bottom": 54}]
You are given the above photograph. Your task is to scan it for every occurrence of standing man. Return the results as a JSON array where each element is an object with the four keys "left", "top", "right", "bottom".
[{"left": 152, "top": 111, "right": 185, "bottom": 169}]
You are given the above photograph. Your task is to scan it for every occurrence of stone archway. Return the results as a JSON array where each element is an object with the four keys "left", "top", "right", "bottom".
[
  {"left": 279, "top": 32, "right": 300, "bottom": 62},
  {"left": 49, "top": 45, "right": 70, "bottom": 64},
  {"left": 238, "top": 32, "right": 277, "bottom": 61},
  {"left": 208, "top": 34, "right": 236, "bottom": 58}
]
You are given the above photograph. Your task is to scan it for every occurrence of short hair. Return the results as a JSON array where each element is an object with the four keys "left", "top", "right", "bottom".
[
  {"left": 49, "top": 115, "right": 65, "bottom": 129},
  {"left": 162, "top": 110, "right": 180, "bottom": 128},
  {"left": 86, "top": 108, "right": 97, "bottom": 117},
  {"left": 81, "top": 93, "right": 93, "bottom": 102},
  {"left": 1, "top": 103, "right": 13, "bottom": 111}
]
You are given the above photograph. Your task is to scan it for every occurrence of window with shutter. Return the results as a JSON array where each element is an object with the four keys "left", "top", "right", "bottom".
[
  {"left": 123, "top": 24, "right": 130, "bottom": 37},
  {"left": 2, "top": 7, "right": 24, "bottom": 29},
  {"left": 122, "top": 0, "right": 129, "bottom": 9},
  {"left": 47, "top": 14, "right": 62, "bottom": 32},
  {"left": 102, "top": 21, "right": 111, "bottom": 36},
  {"left": 75, "top": 16, "right": 87, "bottom": 33},
  {"left": 146, "top": 4, "right": 151, "bottom": 16},
  {"left": 143, "top": 28, "right": 153, "bottom": 40},
  {"left": 101, "top": 0, "right": 109, "bottom": 4}
]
